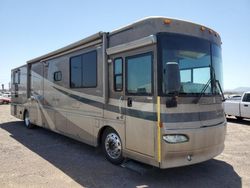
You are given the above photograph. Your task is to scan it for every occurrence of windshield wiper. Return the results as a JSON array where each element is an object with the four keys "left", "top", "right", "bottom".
[
  {"left": 195, "top": 66, "right": 225, "bottom": 104},
  {"left": 211, "top": 66, "right": 225, "bottom": 101},
  {"left": 215, "top": 79, "right": 225, "bottom": 101},
  {"left": 194, "top": 78, "right": 211, "bottom": 104}
]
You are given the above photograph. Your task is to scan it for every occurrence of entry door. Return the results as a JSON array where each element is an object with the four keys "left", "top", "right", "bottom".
[
  {"left": 29, "top": 62, "right": 44, "bottom": 125},
  {"left": 241, "top": 93, "right": 250, "bottom": 118},
  {"left": 125, "top": 52, "right": 155, "bottom": 157},
  {"left": 42, "top": 62, "right": 56, "bottom": 129},
  {"left": 105, "top": 56, "right": 126, "bottom": 123}
]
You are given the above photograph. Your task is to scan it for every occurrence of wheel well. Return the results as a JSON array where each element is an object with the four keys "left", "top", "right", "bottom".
[{"left": 97, "top": 126, "right": 112, "bottom": 147}]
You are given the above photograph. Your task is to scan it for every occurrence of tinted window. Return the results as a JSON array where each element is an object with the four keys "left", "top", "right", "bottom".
[
  {"left": 70, "top": 51, "right": 97, "bottom": 88},
  {"left": 126, "top": 53, "right": 152, "bottom": 95},
  {"left": 82, "top": 51, "right": 97, "bottom": 87},
  {"left": 13, "top": 71, "right": 20, "bottom": 84},
  {"left": 212, "top": 44, "right": 223, "bottom": 91},
  {"left": 243, "top": 93, "right": 250, "bottom": 102},
  {"left": 17, "top": 71, "right": 20, "bottom": 84},
  {"left": 70, "top": 55, "right": 82, "bottom": 88},
  {"left": 180, "top": 69, "right": 191, "bottom": 82},
  {"left": 159, "top": 33, "right": 212, "bottom": 95},
  {"left": 114, "top": 58, "right": 123, "bottom": 91}
]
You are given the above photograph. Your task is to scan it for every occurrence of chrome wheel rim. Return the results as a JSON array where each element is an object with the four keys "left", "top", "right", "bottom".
[
  {"left": 105, "top": 133, "right": 122, "bottom": 159},
  {"left": 25, "top": 112, "right": 30, "bottom": 127}
]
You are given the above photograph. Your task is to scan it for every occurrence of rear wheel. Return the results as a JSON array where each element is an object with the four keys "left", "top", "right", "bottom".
[
  {"left": 102, "top": 128, "right": 124, "bottom": 165},
  {"left": 236, "top": 116, "right": 243, "bottom": 121},
  {"left": 24, "top": 111, "right": 35, "bottom": 129}
]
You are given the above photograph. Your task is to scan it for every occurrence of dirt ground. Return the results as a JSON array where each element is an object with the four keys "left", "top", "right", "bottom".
[{"left": 0, "top": 105, "right": 249, "bottom": 188}]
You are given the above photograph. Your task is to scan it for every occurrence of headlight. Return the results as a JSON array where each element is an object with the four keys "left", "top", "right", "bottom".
[{"left": 163, "top": 134, "right": 189, "bottom": 144}]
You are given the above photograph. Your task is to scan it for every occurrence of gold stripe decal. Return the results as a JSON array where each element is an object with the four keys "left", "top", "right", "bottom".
[{"left": 157, "top": 96, "right": 161, "bottom": 164}]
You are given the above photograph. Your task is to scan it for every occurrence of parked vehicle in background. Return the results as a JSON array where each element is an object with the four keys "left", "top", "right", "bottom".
[
  {"left": 3, "top": 93, "right": 11, "bottom": 98},
  {"left": 227, "top": 94, "right": 242, "bottom": 100},
  {"left": 224, "top": 92, "right": 250, "bottom": 120},
  {"left": 0, "top": 96, "right": 11, "bottom": 104}
]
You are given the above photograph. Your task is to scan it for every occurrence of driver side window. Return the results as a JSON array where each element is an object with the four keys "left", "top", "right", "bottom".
[{"left": 126, "top": 52, "right": 153, "bottom": 95}]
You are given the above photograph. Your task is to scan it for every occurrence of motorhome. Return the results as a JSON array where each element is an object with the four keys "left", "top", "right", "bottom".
[{"left": 11, "top": 17, "right": 226, "bottom": 168}]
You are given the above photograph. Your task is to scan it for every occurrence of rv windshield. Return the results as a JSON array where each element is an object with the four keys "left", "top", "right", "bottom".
[{"left": 158, "top": 33, "right": 222, "bottom": 95}]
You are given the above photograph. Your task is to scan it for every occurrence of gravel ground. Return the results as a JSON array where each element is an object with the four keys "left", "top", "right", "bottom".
[{"left": 0, "top": 104, "right": 249, "bottom": 188}]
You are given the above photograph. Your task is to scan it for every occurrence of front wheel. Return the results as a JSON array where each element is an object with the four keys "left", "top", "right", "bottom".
[
  {"left": 24, "top": 111, "right": 35, "bottom": 129},
  {"left": 102, "top": 128, "right": 124, "bottom": 165}
]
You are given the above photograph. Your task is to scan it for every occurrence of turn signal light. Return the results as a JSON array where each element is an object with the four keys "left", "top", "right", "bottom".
[
  {"left": 164, "top": 19, "right": 172, "bottom": 24},
  {"left": 200, "top": 26, "right": 206, "bottom": 31}
]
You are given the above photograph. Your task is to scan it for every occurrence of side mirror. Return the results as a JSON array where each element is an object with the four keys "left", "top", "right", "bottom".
[
  {"left": 165, "top": 62, "right": 181, "bottom": 108},
  {"left": 165, "top": 62, "right": 181, "bottom": 94}
]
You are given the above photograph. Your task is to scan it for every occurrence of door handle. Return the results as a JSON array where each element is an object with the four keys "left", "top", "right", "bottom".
[
  {"left": 127, "top": 97, "right": 132, "bottom": 107},
  {"left": 244, "top": 104, "right": 248, "bottom": 107}
]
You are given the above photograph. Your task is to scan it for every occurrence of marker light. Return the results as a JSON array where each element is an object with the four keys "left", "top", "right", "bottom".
[
  {"left": 164, "top": 19, "right": 172, "bottom": 24},
  {"left": 163, "top": 134, "right": 189, "bottom": 144},
  {"left": 200, "top": 26, "right": 206, "bottom": 31}
]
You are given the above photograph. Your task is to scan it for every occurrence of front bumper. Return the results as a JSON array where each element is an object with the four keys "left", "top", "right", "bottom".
[{"left": 160, "top": 122, "right": 226, "bottom": 169}]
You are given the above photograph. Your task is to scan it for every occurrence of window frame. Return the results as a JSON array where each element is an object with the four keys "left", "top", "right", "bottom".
[
  {"left": 125, "top": 52, "right": 154, "bottom": 96},
  {"left": 113, "top": 57, "right": 123, "bottom": 92},
  {"left": 70, "top": 50, "right": 97, "bottom": 88}
]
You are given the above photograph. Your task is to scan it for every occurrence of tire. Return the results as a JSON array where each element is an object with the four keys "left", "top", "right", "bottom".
[
  {"left": 236, "top": 116, "right": 243, "bottom": 121},
  {"left": 102, "top": 128, "right": 124, "bottom": 165},
  {"left": 24, "top": 111, "right": 35, "bottom": 129}
]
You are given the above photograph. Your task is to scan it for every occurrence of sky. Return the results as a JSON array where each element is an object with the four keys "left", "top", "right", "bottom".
[{"left": 0, "top": 0, "right": 249, "bottom": 90}]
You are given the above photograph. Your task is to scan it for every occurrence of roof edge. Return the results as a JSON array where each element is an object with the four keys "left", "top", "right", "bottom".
[{"left": 27, "top": 32, "right": 103, "bottom": 64}]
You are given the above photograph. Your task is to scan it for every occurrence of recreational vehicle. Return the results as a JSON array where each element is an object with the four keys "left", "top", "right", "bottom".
[{"left": 11, "top": 17, "right": 226, "bottom": 168}]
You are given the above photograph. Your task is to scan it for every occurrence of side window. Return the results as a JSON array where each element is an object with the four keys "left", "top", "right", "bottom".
[
  {"left": 243, "top": 94, "right": 250, "bottom": 102},
  {"left": 114, "top": 58, "right": 123, "bottom": 91},
  {"left": 17, "top": 71, "right": 20, "bottom": 84},
  {"left": 82, "top": 51, "right": 97, "bottom": 87},
  {"left": 12, "top": 72, "right": 16, "bottom": 84},
  {"left": 70, "top": 55, "right": 82, "bottom": 88},
  {"left": 126, "top": 53, "right": 153, "bottom": 95},
  {"left": 70, "top": 50, "right": 97, "bottom": 88},
  {"left": 13, "top": 70, "right": 20, "bottom": 84},
  {"left": 54, "top": 71, "right": 62, "bottom": 81}
]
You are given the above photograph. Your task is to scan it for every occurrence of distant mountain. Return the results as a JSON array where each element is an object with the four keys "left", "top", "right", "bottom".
[{"left": 225, "top": 87, "right": 250, "bottom": 93}]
